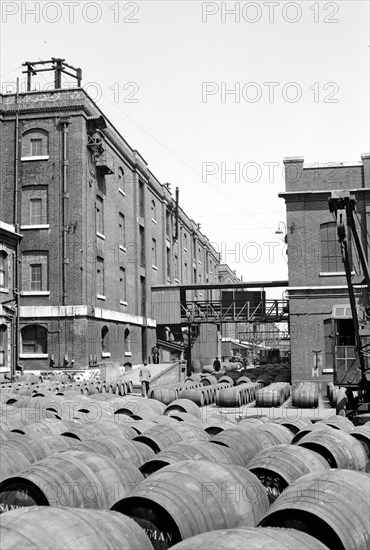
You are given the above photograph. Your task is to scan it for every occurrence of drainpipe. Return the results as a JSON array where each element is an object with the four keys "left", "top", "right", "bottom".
[
  {"left": 13, "top": 78, "right": 20, "bottom": 381},
  {"left": 61, "top": 118, "right": 70, "bottom": 306}
]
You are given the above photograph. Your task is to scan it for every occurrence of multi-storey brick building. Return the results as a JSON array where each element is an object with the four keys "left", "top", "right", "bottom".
[
  {"left": 0, "top": 221, "right": 22, "bottom": 377},
  {"left": 280, "top": 154, "right": 370, "bottom": 384},
  {"left": 0, "top": 84, "right": 219, "bottom": 371}
]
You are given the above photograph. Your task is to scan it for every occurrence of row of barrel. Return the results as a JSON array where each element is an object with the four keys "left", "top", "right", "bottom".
[
  {"left": 1, "top": 376, "right": 135, "bottom": 397},
  {"left": 0, "top": 389, "right": 369, "bottom": 549},
  {"left": 149, "top": 374, "right": 262, "bottom": 407}
]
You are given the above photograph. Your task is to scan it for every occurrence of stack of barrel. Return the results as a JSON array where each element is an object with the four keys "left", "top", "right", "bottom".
[
  {"left": 255, "top": 382, "right": 291, "bottom": 407},
  {"left": 292, "top": 382, "right": 319, "bottom": 408},
  {"left": 0, "top": 379, "right": 369, "bottom": 550}
]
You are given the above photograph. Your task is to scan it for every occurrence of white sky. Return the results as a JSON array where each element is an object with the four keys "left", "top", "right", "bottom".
[{"left": 1, "top": 1, "right": 369, "bottom": 300}]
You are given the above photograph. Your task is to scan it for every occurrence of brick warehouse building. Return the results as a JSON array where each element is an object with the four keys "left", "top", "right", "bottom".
[
  {"left": 280, "top": 154, "right": 370, "bottom": 385},
  {"left": 0, "top": 86, "right": 220, "bottom": 371}
]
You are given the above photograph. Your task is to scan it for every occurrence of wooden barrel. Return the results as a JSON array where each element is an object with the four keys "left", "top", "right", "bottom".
[
  {"left": 115, "top": 398, "right": 165, "bottom": 418},
  {"left": 255, "top": 423, "right": 293, "bottom": 445},
  {"left": 61, "top": 422, "right": 136, "bottom": 441},
  {"left": 111, "top": 460, "right": 269, "bottom": 550},
  {"left": 291, "top": 423, "right": 335, "bottom": 445},
  {"left": 127, "top": 420, "right": 158, "bottom": 435},
  {"left": 167, "top": 412, "right": 204, "bottom": 427},
  {"left": 350, "top": 425, "right": 370, "bottom": 467},
  {"left": 203, "top": 418, "right": 237, "bottom": 436},
  {"left": 217, "top": 375, "right": 234, "bottom": 386},
  {"left": 0, "top": 435, "right": 75, "bottom": 466},
  {"left": 148, "top": 387, "right": 177, "bottom": 404},
  {"left": 73, "top": 437, "right": 156, "bottom": 468},
  {"left": 246, "top": 444, "right": 329, "bottom": 502},
  {"left": 216, "top": 387, "right": 242, "bottom": 407},
  {"left": 276, "top": 417, "right": 312, "bottom": 434},
  {"left": 201, "top": 364, "right": 214, "bottom": 374},
  {"left": 259, "top": 469, "right": 370, "bottom": 550},
  {"left": 200, "top": 374, "right": 218, "bottom": 386},
  {"left": 237, "top": 376, "right": 252, "bottom": 385},
  {"left": 133, "top": 424, "right": 209, "bottom": 453},
  {"left": 295, "top": 428, "right": 368, "bottom": 471},
  {"left": 256, "top": 387, "right": 284, "bottom": 407},
  {"left": 0, "top": 505, "right": 154, "bottom": 549},
  {"left": 210, "top": 427, "right": 276, "bottom": 466},
  {"left": 0, "top": 450, "right": 144, "bottom": 511},
  {"left": 319, "top": 415, "right": 354, "bottom": 433},
  {"left": 291, "top": 383, "right": 318, "bottom": 408},
  {"left": 169, "top": 527, "right": 330, "bottom": 550},
  {"left": 177, "top": 389, "right": 207, "bottom": 407},
  {"left": 163, "top": 399, "right": 201, "bottom": 418},
  {"left": 0, "top": 447, "right": 31, "bottom": 482},
  {"left": 140, "top": 439, "right": 249, "bottom": 477},
  {"left": 10, "top": 419, "right": 68, "bottom": 437}
]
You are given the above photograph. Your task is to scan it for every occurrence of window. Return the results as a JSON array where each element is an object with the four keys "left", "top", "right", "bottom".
[
  {"left": 184, "top": 262, "right": 187, "bottom": 283},
  {"left": 0, "top": 325, "right": 6, "bottom": 366},
  {"left": 30, "top": 264, "right": 42, "bottom": 291},
  {"left": 96, "top": 196, "right": 104, "bottom": 235},
  {"left": 124, "top": 328, "right": 131, "bottom": 353},
  {"left": 30, "top": 199, "right": 42, "bottom": 225},
  {"left": 166, "top": 209, "right": 171, "bottom": 237},
  {"left": 22, "top": 251, "right": 48, "bottom": 292},
  {"left": 118, "top": 167, "right": 125, "bottom": 192},
  {"left": 174, "top": 254, "right": 179, "bottom": 281},
  {"left": 21, "top": 325, "right": 47, "bottom": 354},
  {"left": 320, "top": 222, "right": 344, "bottom": 272},
  {"left": 193, "top": 237, "right": 197, "bottom": 259},
  {"left": 101, "top": 326, "right": 109, "bottom": 352},
  {"left": 0, "top": 251, "right": 8, "bottom": 288},
  {"left": 120, "top": 267, "right": 126, "bottom": 303},
  {"left": 151, "top": 200, "right": 156, "bottom": 222},
  {"left": 119, "top": 213, "right": 125, "bottom": 247},
  {"left": 152, "top": 238, "right": 157, "bottom": 267},
  {"left": 139, "top": 226, "right": 145, "bottom": 267},
  {"left": 183, "top": 233, "right": 187, "bottom": 250},
  {"left": 22, "top": 129, "right": 49, "bottom": 158},
  {"left": 22, "top": 187, "right": 48, "bottom": 227},
  {"left": 139, "top": 181, "right": 145, "bottom": 217},
  {"left": 166, "top": 247, "right": 171, "bottom": 279},
  {"left": 30, "top": 139, "right": 42, "bottom": 156},
  {"left": 97, "top": 257, "right": 104, "bottom": 296}
]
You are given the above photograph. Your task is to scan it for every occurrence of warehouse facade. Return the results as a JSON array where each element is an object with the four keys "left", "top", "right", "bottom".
[
  {"left": 280, "top": 154, "right": 370, "bottom": 384},
  {"left": 0, "top": 87, "right": 219, "bottom": 371}
]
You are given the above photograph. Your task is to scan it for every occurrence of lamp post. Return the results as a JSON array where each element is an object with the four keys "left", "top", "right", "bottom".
[{"left": 275, "top": 221, "right": 287, "bottom": 243}]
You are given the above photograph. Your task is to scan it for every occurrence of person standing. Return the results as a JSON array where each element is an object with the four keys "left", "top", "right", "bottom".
[
  {"left": 139, "top": 362, "right": 151, "bottom": 397},
  {"left": 213, "top": 357, "right": 221, "bottom": 372},
  {"left": 152, "top": 345, "right": 159, "bottom": 365}
]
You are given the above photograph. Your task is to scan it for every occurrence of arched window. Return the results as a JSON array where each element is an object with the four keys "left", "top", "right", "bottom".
[
  {"left": 151, "top": 200, "right": 156, "bottom": 222},
  {"left": 320, "top": 222, "right": 344, "bottom": 272},
  {"left": 21, "top": 325, "right": 47, "bottom": 354},
  {"left": 124, "top": 328, "right": 131, "bottom": 353},
  {"left": 101, "top": 326, "right": 109, "bottom": 352},
  {"left": 22, "top": 129, "right": 49, "bottom": 158},
  {"left": 118, "top": 167, "right": 125, "bottom": 193},
  {"left": 0, "top": 251, "right": 8, "bottom": 288}
]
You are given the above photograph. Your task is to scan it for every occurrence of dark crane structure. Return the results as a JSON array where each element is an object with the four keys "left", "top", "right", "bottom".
[{"left": 329, "top": 190, "right": 370, "bottom": 408}]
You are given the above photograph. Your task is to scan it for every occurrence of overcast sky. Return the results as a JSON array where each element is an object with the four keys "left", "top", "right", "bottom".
[{"left": 1, "top": 1, "right": 369, "bottom": 298}]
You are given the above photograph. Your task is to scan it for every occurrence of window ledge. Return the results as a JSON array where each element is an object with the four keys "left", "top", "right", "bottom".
[
  {"left": 120, "top": 300, "right": 127, "bottom": 306},
  {"left": 322, "top": 368, "right": 334, "bottom": 374},
  {"left": 119, "top": 245, "right": 127, "bottom": 252},
  {"left": 152, "top": 218, "right": 157, "bottom": 225},
  {"left": 97, "top": 294, "right": 106, "bottom": 300},
  {"left": 152, "top": 265, "right": 158, "bottom": 271},
  {"left": 21, "top": 156, "right": 49, "bottom": 162},
  {"left": 20, "top": 224, "right": 50, "bottom": 230},
  {"left": 102, "top": 352, "right": 111, "bottom": 358},
  {"left": 19, "top": 353, "right": 49, "bottom": 359},
  {"left": 124, "top": 351, "right": 132, "bottom": 357},
  {"left": 21, "top": 291, "right": 50, "bottom": 296},
  {"left": 0, "top": 288, "right": 9, "bottom": 294},
  {"left": 96, "top": 232, "right": 105, "bottom": 240},
  {"left": 119, "top": 188, "right": 126, "bottom": 197},
  {"left": 319, "top": 272, "right": 355, "bottom": 277}
]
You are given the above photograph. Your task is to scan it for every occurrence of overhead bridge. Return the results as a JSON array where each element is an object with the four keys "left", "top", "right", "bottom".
[{"left": 151, "top": 281, "right": 289, "bottom": 325}]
